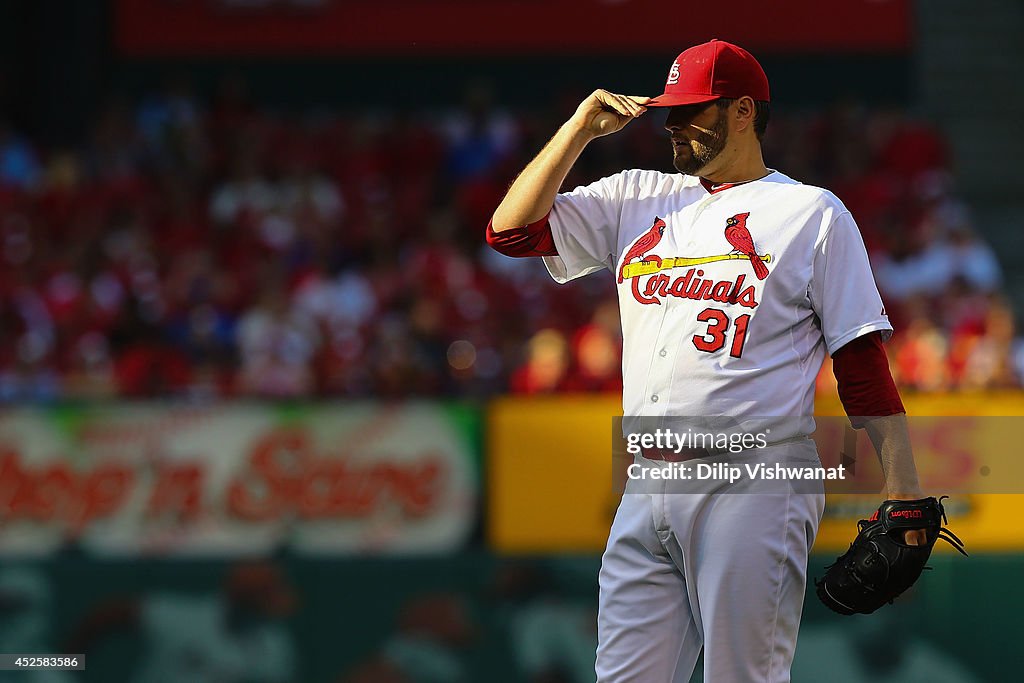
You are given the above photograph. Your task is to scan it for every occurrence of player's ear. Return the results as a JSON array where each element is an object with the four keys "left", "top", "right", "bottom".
[{"left": 735, "top": 96, "right": 756, "bottom": 134}]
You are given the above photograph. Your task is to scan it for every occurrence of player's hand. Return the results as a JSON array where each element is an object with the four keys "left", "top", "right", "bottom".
[
  {"left": 570, "top": 90, "right": 650, "bottom": 139},
  {"left": 903, "top": 528, "right": 928, "bottom": 546},
  {"left": 887, "top": 490, "right": 928, "bottom": 545}
]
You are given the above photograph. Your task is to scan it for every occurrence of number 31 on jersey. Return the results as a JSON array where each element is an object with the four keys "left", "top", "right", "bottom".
[{"left": 693, "top": 307, "right": 751, "bottom": 358}]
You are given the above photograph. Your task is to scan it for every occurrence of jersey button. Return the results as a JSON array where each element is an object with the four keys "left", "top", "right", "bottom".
[
  {"left": 659, "top": 349, "right": 667, "bottom": 357},
  {"left": 651, "top": 395, "right": 659, "bottom": 403}
]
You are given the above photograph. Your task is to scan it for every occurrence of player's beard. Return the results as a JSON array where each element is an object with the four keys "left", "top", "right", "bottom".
[{"left": 672, "top": 110, "right": 729, "bottom": 175}]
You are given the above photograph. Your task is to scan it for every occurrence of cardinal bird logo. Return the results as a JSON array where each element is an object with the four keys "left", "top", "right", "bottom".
[
  {"left": 724, "top": 212, "right": 769, "bottom": 280},
  {"left": 619, "top": 217, "right": 666, "bottom": 284}
]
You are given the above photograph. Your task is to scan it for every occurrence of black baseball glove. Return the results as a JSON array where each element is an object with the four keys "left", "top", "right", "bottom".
[{"left": 815, "top": 496, "right": 967, "bottom": 615}]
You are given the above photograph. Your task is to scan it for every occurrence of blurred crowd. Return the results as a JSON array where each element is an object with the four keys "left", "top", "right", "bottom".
[
  {"left": 1, "top": 560, "right": 602, "bottom": 683},
  {"left": 0, "top": 76, "right": 1018, "bottom": 401},
  {"left": 1, "top": 558, "right": 983, "bottom": 683}
]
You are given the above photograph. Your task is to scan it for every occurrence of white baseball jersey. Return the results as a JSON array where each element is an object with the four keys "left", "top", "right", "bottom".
[
  {"left": 544, "top": 169, "right": 891, "bottom": 423},
  {"left": 544, "top": 168, "right": 884, "bottom": 681}
]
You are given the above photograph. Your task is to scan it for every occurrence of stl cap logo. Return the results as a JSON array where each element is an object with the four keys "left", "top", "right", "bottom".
[{"left": 667, "top": 61, "right": 680, "bottom": 85}]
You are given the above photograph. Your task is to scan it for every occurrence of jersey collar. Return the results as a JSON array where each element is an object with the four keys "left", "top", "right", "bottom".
[{"left": 698, "top": 169, "right": 776, "bottom": 195}]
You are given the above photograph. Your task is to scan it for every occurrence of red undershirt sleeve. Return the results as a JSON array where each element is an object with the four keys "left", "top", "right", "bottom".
[
  {"left": 831, "top": 331, "right": 905, "bottom": 428},
  {"left": 485, "top": 211, "right": 556, "bottom": 258}
]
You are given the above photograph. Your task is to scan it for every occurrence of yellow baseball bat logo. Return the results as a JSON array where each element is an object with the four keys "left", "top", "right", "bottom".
[{"left": 622, "top": 253, "right": 772, "bottom": 279}]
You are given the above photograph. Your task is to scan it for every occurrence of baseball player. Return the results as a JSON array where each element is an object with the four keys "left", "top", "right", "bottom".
[{"left": 487, "top": 40, "right": 933, "bottom": 682}]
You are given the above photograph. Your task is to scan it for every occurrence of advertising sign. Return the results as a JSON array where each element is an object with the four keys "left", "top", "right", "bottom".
[{"left": 0, "top": 403, "right": 478, "bottom": 557}]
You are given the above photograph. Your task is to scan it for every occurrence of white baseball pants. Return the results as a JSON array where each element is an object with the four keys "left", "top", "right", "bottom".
[{"left": 596, "top": 440, "right": 826, "bottom": 683}]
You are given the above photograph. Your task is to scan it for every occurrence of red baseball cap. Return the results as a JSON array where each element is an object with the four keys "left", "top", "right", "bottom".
[{"left": 647, "top": 39, "right": 770, "bottom": 108}]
